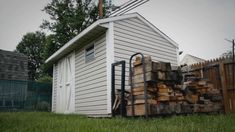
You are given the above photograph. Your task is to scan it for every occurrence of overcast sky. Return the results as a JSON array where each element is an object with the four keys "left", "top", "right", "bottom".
[{"left": 0, "top": 0, "right": 234, "bottom": 60}]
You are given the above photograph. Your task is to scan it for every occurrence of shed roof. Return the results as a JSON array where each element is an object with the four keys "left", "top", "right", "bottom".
[{"left": 46, "top": 13, "right": 178, "bottom": 63}]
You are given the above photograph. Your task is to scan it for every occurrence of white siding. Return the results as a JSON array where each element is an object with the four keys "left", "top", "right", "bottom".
[
  {"left": 75, "top": 34, "right": 108, "bottom": 115},
  {"left": 113, "top": 18, "right": 178, "bottom": 89},
  {"left": 52, "top": 63, "right": 58, "bottom": 112}
]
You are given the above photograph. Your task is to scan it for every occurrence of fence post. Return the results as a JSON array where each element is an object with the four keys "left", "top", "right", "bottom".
[{"left": 219, "top": 62, "right": 229, "bottom": 113}]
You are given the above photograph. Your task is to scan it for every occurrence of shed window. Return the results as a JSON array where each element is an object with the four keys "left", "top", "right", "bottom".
[{"left": 85, "top": 44, "right": 95, "bottom": 62}]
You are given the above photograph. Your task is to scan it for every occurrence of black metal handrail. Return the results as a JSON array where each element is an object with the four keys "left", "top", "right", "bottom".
[{"left": 111, "top": 61, "right": 126, "bottom": 117}]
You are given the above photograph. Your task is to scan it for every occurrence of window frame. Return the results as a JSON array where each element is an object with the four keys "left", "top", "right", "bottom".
[{"left": 85, "top": 43, "right": 95, "bottom": 63}]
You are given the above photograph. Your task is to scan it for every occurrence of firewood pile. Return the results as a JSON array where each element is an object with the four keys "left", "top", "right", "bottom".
[
  {"left": 126, "top": 56, "right": 223, "bottom": 116},
  {"left": 182, "top": 77, "right": 223, "bottom": 113}
]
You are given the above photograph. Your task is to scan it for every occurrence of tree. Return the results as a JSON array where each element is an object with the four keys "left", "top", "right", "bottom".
[
  {"left": 40, "top": 34, "right": 59, "bottom": 77},
  {"left": 41, "top": 0, "right": 111, "bottom": 49},
  {"left": 38, "top": 0, "right": 112, "bottom": 81},
  {"left": 221, "top": 50, "right": 233, "bottom": 57},
  {"left": 42, "top": 34, "right": 59, "bottom": 61},
  {"left": 16, "top": 31, "right": 46, "bottom": 80}
]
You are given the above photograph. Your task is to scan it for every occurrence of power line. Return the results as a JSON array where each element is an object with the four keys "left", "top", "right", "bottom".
[
  {"left": 109, "top": 0, "right": 138, "bottom": 16},
  {"left": 114, "top": 0, "right": 149, "bottom": 16},
  {"left": 108, "top": 0, "right": 149, "bottom": 17}
]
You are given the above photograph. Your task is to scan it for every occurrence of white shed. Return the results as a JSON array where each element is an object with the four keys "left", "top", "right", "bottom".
[
  {"left": 46, "top": 13, "right": 179, "bottom": 116},
  {"left": 180, "top": 54, "right": 205, "bottom": 66}
]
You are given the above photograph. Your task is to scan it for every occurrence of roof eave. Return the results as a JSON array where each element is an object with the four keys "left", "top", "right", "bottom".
[
  {"left": 45, "top": 13, "right": 140, "bottom": 64},
  {"left": 46, "top": 12, "right": 179, "bottom": 63},
  {"left": 45, "top": 23, "right": 107, "bottom": 63}
]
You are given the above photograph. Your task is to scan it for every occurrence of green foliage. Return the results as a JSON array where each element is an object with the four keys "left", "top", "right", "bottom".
[
  {"left": 40, "top": 35, "right": 59, "bottom": 76},
  {"left": 0, "top": 112, "right": 235, "bottom": 132},
  {"left": 41, "top": 0, "right": 111, "bottom": 50},
  {"left": 38, "top": 0, "right": 112, "bottom": 78},
  {"left": 16, "top": 0, "right": 112, "bottom": 79},
  {"left": 42, "top": 35, "right": 59, "bottom": 61},
  {"left": 221, "top": 50, "right": 234, "bottom": 57},
  {"left": 16, "top": 31, "right": 46, "bottom": 80},
  {"left": 37, "top": 74, "right": 52, "bottom": 83}
]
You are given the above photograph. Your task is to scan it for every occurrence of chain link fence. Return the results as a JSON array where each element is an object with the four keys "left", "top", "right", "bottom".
[{"left": 0, "top": 79, "right": 52, "bottom": 111}]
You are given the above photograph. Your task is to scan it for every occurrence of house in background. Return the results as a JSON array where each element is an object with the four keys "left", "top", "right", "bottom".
[
  {"left": 0, "top": 49, "right": 28, "bottom": 80},
  {"left": 180, "top": 54, "right": 205, "bottom": 66},
  {"left": 46, "top": 13, "right": 179, "bottom": 116},
  {"left": 0, "top": 49, "right": 28, "bottom": 108}
]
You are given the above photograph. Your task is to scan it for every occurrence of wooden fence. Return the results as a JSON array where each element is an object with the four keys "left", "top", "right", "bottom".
[{"left": 190, "top": 56, "right": 235, "bottom": 113}]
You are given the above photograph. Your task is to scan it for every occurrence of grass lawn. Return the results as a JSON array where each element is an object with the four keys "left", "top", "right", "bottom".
[{"left": 0, "top": 112, "right": 235, "bottom": 132}]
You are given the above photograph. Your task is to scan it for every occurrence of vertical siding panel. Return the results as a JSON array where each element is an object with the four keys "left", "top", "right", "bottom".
[
  {"left": 113, "top": 18, "right": 178, "bottom": 90},
  {"left": 75, "top": 34, "right": 108, "bottom": 115},
  {"left": 52, "top": 63, "right": 58, "bottom": 112}
]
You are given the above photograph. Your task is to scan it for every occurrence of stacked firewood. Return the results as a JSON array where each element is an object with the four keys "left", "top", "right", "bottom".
[
  {"left": 126, "top": 56, "right": 223, "bottom": 116},
  {"left": 126, "top": 56, "right": 179, "bottom": 116},
  {"left": 183, "top": 78, "right": 223, "bottom": 113}
]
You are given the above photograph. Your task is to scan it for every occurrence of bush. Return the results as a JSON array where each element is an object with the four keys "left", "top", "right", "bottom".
[{"left": 37, "top": 75, "right": 52, "bottom": 83}]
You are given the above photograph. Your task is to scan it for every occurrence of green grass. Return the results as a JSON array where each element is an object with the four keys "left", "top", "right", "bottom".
[{"left": 0, "top": 112, "right": 235, "bottom": 132}]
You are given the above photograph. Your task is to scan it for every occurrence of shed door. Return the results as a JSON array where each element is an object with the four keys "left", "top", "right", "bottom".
[{"left": 56, "top": 52, "right": 75, "bottom": 113}]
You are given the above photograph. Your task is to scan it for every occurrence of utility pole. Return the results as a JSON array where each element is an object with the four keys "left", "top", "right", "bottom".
[
  {"left": 233, "top": 39, "right": 234, "bottom": 91},
  {"left": 99, "top": 0, "right": 103, "bottom": 18},
  {"left": 225, "top": 39, "right": 235, "bottom": 91}
]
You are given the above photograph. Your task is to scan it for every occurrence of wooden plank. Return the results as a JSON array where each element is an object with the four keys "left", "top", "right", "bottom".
[
  {"left": 197, "top": 87, "right": 208, "bottom": 94},
  {"left": 198, "top": 80, "right": 207, "bottom": 86},
  {"left": 219, "top": 62, "right": 229, "bottom": 113},
  {"left": 132, "top": 82, "right": 156, "bottom": 88},
  {"left": 126, "top": 104, "right": 157, "bottom": 116},
  {"left": 132, "top": 71, "right": 157, "bottom": 83},
  {"left": 132, "top": 71, "right": 170, "bottom": 83},
  {"left": 127, "top": 99, "right": 158, "bottom": 105},
  {"left": 132, "top": 86, "right": 157, "bottom": 92},
  {"left": 130, "top": 94, "right": 157, "bottom": 100},
  {"left": 158, "top": 96, "right": 170, "bottom": 101},
  {"left": 157, "top": 62, "right": 171, "bottom": 72},
  {"left": 133, "top": 62, "right": 158, "bottom": 75},
  {"left": 157, "top": 71, "right": 167, "bottom": 80},
  {"left": 133, "top": 56, "right": 152, "bottom": 66},
  {"left": 132, "top": 91, "right": 156, "bottom": 96},
  {"left": 185, "top": 94, "right": 198, "bottom": 104},
  {"left": 158, "top": 88, "right": 171, "bottom": 94},
  {"left": 133, "top": 62, "right": 171, "bottom": 76},
  {"left": 157, "top": 84, "right": 168, "bottom": 89}
]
